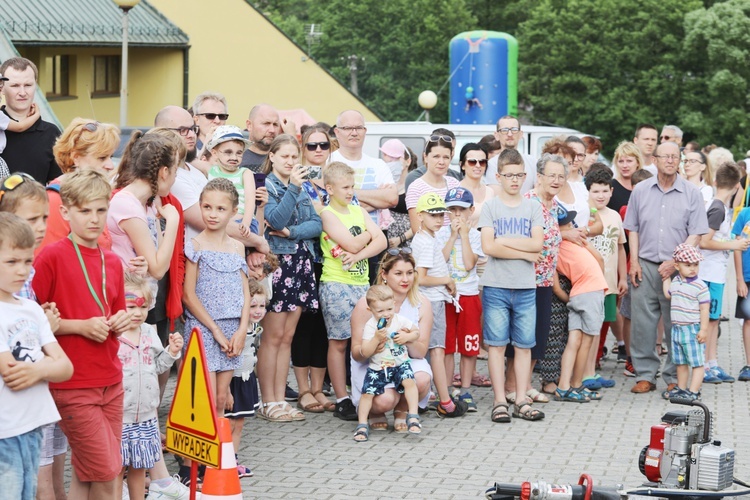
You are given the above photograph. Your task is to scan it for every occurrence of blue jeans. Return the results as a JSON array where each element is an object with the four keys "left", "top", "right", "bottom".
[
  {"left": 482, "top": 287, "right": 536, "bottom": 348},
  {"left": 0, "top": 427, "right": 43, "bottom": 500}
]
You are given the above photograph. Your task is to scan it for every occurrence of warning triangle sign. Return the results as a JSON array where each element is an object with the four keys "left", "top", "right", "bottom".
[{"left": 167, "top": 328, "right": 218, "bottom": 440}]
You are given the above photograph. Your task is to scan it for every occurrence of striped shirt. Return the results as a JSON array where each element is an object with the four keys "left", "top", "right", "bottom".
[{"left": 669, "top": 275, "right": 709, "bottom": 325}]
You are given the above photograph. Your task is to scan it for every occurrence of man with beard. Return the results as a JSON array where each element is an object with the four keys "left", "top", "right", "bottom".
[
  {"left": 154, "top": 106, "right": 269, "bottom": 255},
  {"left": 241, "top": 104, "right": 282, "bottom": 172}
]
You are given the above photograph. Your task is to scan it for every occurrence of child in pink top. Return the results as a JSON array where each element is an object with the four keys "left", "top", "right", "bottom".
[{"left": 553, "top": 209, "right": 608, "bottom": 403}]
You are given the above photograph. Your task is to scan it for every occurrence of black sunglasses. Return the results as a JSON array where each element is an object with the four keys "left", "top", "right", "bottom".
[
  {"left": 305, "top": 142, "right": 331, "bottom": 152},
  {"left": 197, "top": 113, "right": 229, "bottom": 121}
]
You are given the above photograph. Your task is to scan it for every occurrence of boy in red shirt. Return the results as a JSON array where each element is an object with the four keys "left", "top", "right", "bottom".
[{"left": 33, "top": 169, "right": 131, "bottom": 499}]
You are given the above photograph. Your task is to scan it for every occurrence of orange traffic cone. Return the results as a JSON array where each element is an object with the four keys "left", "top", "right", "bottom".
[{"left": 200, "top": 418, "right": 243, "bottom": 500}]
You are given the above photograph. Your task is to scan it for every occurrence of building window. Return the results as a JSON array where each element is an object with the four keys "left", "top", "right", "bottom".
[
  {"left": 93, "top": 55, "right": 120, "bottom": 95},
  {"left": 45, "top": 55, "right": 70, "bottom": 97}
]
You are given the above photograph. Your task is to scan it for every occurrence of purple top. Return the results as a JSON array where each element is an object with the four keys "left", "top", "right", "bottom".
[{"left": 623, "top": 175, "right": 708, "bottom": 263}]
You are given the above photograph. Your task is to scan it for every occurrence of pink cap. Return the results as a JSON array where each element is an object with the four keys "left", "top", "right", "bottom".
[{"left": 379, "top": 139, "right": 406, "bottom": 159}]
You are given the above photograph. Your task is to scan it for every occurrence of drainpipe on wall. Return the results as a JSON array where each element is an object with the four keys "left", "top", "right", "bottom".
[{"left": 182, "top": 46, "right": 190, "bottom": 109}]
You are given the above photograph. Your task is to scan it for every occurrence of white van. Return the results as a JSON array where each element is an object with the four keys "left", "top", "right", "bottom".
[{"left": 362, "top": 121, "right": 600, "bottom": 169}]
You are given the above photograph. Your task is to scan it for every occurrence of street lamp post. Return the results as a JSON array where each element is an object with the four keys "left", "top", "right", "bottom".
[
  {"left": 418, "top": 90, "right": 438, "bottom": 122},
  {"left": 113, "top": 0, "right": 141, "bottom": 128}
]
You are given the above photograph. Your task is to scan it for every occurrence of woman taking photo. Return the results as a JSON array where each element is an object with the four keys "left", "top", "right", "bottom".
[
  {"left": 350, "top": 250, "right": 433, "bottom": 432},
  {"left": 257, "top": 134, "right": 322, "bottom": 422}
]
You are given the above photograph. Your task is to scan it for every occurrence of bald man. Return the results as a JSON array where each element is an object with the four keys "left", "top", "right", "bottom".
[
  {"left": 241, "top": 104, "right": 282, "bottom": 172},
  {"left": 154, "top": 105, "right": 269, "bottom": 256}
]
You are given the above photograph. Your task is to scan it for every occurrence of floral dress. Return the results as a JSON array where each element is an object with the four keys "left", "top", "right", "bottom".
[
  {"left": 269, "top": 247, "right": 320, "bottom": 313},
  {"left": 184, "top": 239, "right": 248, "bottom": 372}
]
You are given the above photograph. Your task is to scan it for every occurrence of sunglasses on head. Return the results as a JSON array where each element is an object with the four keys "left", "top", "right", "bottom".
[
  {"left": 75, "top": 122, "right": 100, "bottom": 141},
  {"left": 197, "top": 113, "right": 229, "bottom": 121},
  {"left": 429, "top": 134, "right": 455, "bottom": 144},
  {"left": 305, "top": 141, "right": 331, "bottom": 152},
  {"left": 0, "top": 172, "right": 34, "bottom": 205},
  {"left": 386, "top": 247, "right": 413, "bottom": 256}
]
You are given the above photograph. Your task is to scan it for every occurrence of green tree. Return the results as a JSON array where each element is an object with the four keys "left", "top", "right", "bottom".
[
  {"left": 252, "top": 0, "right": 476, "bottom": 122},
  {"left": 680, "top": 0, "right": 750, "bottom": 156},
  {"left": 517, "top": 0, "right": 701, "bottom": 154},
  {"left": 464, "top": 0, "right": 531, "bottom": 35}
]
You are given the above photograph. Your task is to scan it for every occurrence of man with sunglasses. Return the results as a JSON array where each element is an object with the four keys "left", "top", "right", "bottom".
[
  {"left": 484, "top": 116, "right": 536, "bottom": 194},
  {"left": 241, "top": 104, "right": 285, "bottom": 173},
  {"left": 192, "top": 91, "right": 228, "bottom": 151},
  {"left": 660, "top": 124, "right": 683, "bottom": 147},
  {"left": 403, "top": 128, "right": 462, "bottom": 192},
  {"left": 0, "top": 58, "right": 62, "bottom": 184}
]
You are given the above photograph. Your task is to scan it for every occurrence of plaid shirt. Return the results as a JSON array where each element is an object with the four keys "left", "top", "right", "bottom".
[{"left": 18, "top": 266, "right": 36, "bottom": 301}]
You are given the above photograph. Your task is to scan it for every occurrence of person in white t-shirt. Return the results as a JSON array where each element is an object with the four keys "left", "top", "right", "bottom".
[
  {"left": 634, "top": 123, "right": 659, "bottom": 176},
  {"left": 698, "top": 163, "right": 750, "bottom": 383},
  {"left": 331, "top": 110, "right": 397, "bottom": 225},
  {"left": 0, "top": 213, "right": 73, "bottom": 499}
]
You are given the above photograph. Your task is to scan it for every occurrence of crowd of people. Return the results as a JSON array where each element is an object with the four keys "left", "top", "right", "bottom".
[{"left": 2, "top": 55, "right": 750, "bottom": 500}]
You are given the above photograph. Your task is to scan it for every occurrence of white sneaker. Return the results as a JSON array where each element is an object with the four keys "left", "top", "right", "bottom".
[
  {"left": 146, "top": 476, "right": 196, "bottom": 500},
  {"left": 122, "top": 481, "right": 130, "bottom": 500}
]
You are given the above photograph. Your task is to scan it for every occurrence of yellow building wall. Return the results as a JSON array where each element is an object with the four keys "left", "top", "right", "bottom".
[
  {"left": 19, "top": 46, "right": 184, "bottom": 128},
  {"left": 149, "top": 0, "right": 380, "bottom": 127}
]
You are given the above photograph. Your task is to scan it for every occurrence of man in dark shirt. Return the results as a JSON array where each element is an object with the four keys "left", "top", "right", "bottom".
[
  {"left": 0, "top": 57, "right": 61, "bottom": 184},
  {"left": 240, "top": 103, "right": 282, "bottom": 173}
]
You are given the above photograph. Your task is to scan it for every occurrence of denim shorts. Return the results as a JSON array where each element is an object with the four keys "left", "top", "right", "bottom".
[
  {"left": 672, "top": 323, "right": 705, "bottom": 368},
  {"left": 482, "top": 287, "right": 536, "bottom": 348},
  {"left": 0, "top": 427, "right": 43, "bottom": 500},
  {"left": 362, "top": 362, "right": 415, "bottom": 396},
  {"left": 319, "top": 282, "right": 368, "bottom": 340}
]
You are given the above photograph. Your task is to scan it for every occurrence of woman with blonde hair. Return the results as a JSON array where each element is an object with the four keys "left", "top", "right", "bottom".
[
  {"left": 608, "top": 141, "right": 644, "bottom": 215},
  {"left": 38, "top": 118, "right": 120, "bottom": 255},
  {"left": 683, "top": 149, "right": 714, "bottom": 205}
]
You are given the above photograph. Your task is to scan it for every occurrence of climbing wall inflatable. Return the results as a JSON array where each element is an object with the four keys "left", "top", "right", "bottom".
[{"left": 449, "top": 31, "right": 518, "bottom": 124}]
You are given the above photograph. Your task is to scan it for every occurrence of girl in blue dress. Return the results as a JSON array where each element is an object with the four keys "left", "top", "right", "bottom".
[{"left": 183, "top": 178, "right": 252, "bottom": 417}]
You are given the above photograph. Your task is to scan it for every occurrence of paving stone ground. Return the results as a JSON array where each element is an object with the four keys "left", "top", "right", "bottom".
[{"left": 74, "top": 266, "right": 750, "bottom": 498}]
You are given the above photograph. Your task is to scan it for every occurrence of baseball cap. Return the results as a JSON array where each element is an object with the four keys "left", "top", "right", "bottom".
[
  {"left": 557, "top": 207, "right": 577, "bottom": 227},
  {"left": 673, "top": 244, "right": 703, "bottom": 263},
  {"left": 206, "top": 125, "right": 252, "bottom": 151},
  {"left": 416, "top": 193, "right": 448, "bottom": 214},
  {"left": 379, "top": 139, "right": 406, "bottom": 159},
  {"left": 444, "top": 187, "right": 474, "bottom": 208}
]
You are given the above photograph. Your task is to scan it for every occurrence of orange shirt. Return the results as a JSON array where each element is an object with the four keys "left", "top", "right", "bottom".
[{"left": 556, "top": 240, "right": 608, "bottom": 297}]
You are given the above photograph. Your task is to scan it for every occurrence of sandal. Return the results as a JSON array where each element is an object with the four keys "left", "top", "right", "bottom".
[
  {"left": 353, "top": 423, "right": 369, "bottom": 442},
  {"left": 490, "top": 402, "right": 511, "bottom": 423},
  {"left": 506, "top": 392, "right": 532, "bottom": 405},
  {"left": 369, "top": 415, "right": 388, "bottom": 431},
  {"left": 526, "top": 389, "right": 549, "bottom": 403},
  {"left": 406, "top": 413, "right": 422, "bottom": 434},
  {"left": 541, "top": 382, "right": 557, "bottom": 395},
  {"left": 281, "top": 402, "right": 306, "bottom": 421},
  {"left": 393, "top": 410, "right": 407, "bottom": 433},
  {"left": 471, "top": 373, "right": 492, "bottom": 387},
  {"left": 513, "top": 402, "right": 545, "bottom": 421},
  {"left": 257, "top": 402, "right": 293, "bottom": 422},
  {"left": 297, "top": 391, "right": 324, "bottom": 413},
  {"left": 452, "top": 374, "right": 462, "bottom": 388},
  {"left": 553, "top": 388, "right": 590, "bottom": 403},
  {"left": 576, "top": 387, "right": 602, "bottom": 401},
  {"left": 313, "top": 391, "right": 335, "bottom": 412}
]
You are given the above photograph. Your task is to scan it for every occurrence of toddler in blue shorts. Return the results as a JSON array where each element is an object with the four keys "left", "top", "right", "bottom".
[
  {"left": 354, "top": 286, "right": 421, "bottom": 442},
  {"left": 663, "top": 244, "right": 709, "bottom": 400}
]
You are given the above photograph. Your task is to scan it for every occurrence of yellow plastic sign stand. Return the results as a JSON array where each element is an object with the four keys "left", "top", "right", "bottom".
[{"left": 166, "top": 328, "right": 221, "bottom": 468}]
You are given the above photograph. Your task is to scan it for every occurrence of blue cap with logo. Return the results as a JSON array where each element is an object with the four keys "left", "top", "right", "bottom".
[{"left": 444, "top": 187, "right": 474, "bottom": 208}]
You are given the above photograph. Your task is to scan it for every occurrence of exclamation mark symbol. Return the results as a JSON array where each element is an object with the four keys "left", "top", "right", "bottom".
[{"left": 190, "top": 357, "right": 196, "bottom": 422}]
